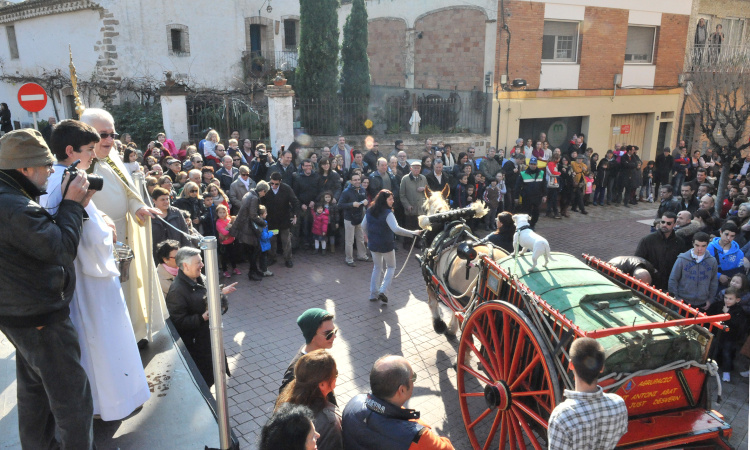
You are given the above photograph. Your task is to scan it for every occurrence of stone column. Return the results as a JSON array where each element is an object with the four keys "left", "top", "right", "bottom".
[
  {"left": 160, "top": 94, "right": 189, "bottom": 146},
  {"left": 267, "top": 83, "right": 295, "bottom": 158},
  {"left": 158, "top": 74, "right": 189, "bottom": 146}
]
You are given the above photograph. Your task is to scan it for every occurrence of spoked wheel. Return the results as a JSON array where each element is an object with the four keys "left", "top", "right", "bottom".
[{"left": 457, "top": 301, "right": 561, "bottom": 450}]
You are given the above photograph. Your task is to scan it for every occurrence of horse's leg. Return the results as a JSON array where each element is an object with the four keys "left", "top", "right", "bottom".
[
  {"left": 445, "top": 311, "right": 459, "bottom": 339},
  {"left": 428, "top": 287, "right": 447, "bottom": 334}
]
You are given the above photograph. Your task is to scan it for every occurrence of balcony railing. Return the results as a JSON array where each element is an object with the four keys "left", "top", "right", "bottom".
[
  {"left": 243, "top": 50, "right": 298, "bottom": 74},
  {"left": 686, "top": 44, "right": 750, "bottom": 70}
]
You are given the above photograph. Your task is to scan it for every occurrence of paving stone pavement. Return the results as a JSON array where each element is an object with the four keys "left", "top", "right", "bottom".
[{"left": 223, "top": 199, "right": 747, "bottom": 449}]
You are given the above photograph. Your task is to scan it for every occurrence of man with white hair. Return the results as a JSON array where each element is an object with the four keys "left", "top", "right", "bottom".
[
  {"left": 81, "top": 108, "right": 164, "bottom": 348},
  {"left": 216, "top": 155, "right": 238, "bottom": 192}
]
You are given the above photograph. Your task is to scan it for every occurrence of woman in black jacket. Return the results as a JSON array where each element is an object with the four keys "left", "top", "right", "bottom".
[
  {"left": 483, "top": 212, "right": 516, "bottom": 253},
  {"left": 318, "top": 158, "right": 342, "bottom": 201},
  {"left": 165, "top": 247, "right": 235, "bottom": 387},
  {"left": 173, "top": 181, "right": 208, "bottom": 233},
  {"left": 0, "top": 103, "right": 12, "bottom": 133}
]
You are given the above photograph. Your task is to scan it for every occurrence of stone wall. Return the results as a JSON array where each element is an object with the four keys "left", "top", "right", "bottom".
[{"left": 367, "top": 18, "right": 407, "bottom": 87}]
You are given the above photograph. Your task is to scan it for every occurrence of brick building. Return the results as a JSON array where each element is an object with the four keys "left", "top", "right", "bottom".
[
  {"left": 491, "top": 0, "right": 692, "bottom": 163},
  {"left": 680, "top": 0, "right": 750, "bottom": 154}
]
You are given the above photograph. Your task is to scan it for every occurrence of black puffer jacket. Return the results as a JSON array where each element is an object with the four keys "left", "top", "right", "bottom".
[
  {"left": 261, "top": 182, "right": 300, "bottom": 230},
  {"left": 0, "top": 170, "right": 84, "bottom": 327},
  {"left": 166, "top": 270, "right": 228, "bottom": 387}
]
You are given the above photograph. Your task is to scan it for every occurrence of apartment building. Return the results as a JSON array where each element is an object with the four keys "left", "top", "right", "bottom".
[{"left": 491, "top": 0, "right": 691, "bottom": 162}]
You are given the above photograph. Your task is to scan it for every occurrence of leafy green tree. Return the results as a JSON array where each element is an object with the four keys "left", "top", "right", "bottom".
[
  {"left": 341, "top": 0, "right": 370, "bottom": 99},
  {"left": 109, "top": 101, "right": 164, "bottom": 149},
  {"left": 340, "top": 0, "right": 370, "bottom": 134},
  {"left": 296, "top": 0, "right": 339, "bottom": 100}
]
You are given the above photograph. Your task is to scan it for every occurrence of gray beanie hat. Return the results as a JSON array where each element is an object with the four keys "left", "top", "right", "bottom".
[{"left": 0, "top": 129, "right": 56, "bottom": 170}]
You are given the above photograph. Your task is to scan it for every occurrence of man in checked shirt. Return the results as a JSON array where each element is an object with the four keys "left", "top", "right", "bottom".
[{"left": 547, "top": 337, "right": 628, "bottom": 450}]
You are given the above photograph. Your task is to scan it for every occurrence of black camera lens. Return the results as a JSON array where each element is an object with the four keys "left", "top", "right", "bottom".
[{"left": 87, "top": 174, "right": 104, "bottom": 191}]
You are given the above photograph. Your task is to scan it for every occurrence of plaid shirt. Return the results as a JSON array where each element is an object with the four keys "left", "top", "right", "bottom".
[{"left": 547, "top": 387, "right": 628, "bottom": 450}]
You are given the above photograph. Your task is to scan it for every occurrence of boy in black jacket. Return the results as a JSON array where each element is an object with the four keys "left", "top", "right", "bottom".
[{"left": 709, "top": 287, "right": 748, "bottom": 382}]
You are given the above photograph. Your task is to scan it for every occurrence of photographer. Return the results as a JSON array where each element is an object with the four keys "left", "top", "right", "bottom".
[
  {"left": 250, "top": 143, "right": 271, "bottom": 183},
  {"left": 0, "top": 129, "right": 95, "bottom": 449},
  {"left": 39, "top": 119, "right": 150, "bottom": 421}
]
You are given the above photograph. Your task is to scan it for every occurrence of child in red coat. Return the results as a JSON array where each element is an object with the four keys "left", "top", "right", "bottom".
[{"left": 311, "top": 204, "right": 330, "bottom": 255}]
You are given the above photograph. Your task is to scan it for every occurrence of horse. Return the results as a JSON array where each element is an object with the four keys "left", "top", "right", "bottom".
[{"left": 418, "top": 188, "right": 506, "bottom": 337}]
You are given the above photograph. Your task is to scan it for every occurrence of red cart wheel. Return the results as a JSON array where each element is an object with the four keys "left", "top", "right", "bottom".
[{"left": 457, "top": 301, "right": 562, "bottom": 449}]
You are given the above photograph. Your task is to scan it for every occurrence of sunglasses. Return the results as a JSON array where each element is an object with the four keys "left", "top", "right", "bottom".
[
  {"left": 190, "top": 189, "right": 199, "bottom": 193},
  {"left": 660, "top": 221, "right": 674, "bottom": 225},
  {"left": 233, "top": 158, "right": 241, "bottom": 161},
  {"left": 324, "top": 327, "right": 338, "bottom": 340},
  {"left": 99, "top": 132, "right": 120, "bottom": 140},
  {"left": 270, "top": 182, "right": 280, "bottom": 186},
  {"left": 240, "top": 173, "right": 250, "bottom": 176}
]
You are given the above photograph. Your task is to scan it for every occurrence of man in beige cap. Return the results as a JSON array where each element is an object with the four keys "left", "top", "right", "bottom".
[
  {"left": 80, "top": 108, "right": 164, "bottom": 348},
  {"left": 0, "top": 129, "right": 96, "bottom": 449}
]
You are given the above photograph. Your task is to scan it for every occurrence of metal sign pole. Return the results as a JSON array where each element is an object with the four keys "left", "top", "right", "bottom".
[
  {"left": 202, "top": 237, "right": 232, "bottom": 449},
  {"left": 32, "top": 112, "right": 38, "bottom": 130}
]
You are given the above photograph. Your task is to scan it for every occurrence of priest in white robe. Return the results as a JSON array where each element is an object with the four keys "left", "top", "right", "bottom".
[
  {"left": 39, "top": 119, "right": 150, "bottom": 420},
  {"left": 80, "top": 109, "right": 166, "bottom": 345}
]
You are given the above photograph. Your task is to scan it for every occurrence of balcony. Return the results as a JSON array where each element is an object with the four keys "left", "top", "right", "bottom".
[
  {"left": 686, "top": 44, "right": 750, "bottom": 70},
  {"left": 242, "top": 50, "right": 298, "bottom": 76}
]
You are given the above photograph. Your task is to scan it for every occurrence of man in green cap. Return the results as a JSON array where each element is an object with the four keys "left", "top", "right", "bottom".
[
  {"left": 0, "top": 129, "right": 96, "bottom": 449},
  {"left": 279, "top": 308, "right": 337, "bottom": 396}
]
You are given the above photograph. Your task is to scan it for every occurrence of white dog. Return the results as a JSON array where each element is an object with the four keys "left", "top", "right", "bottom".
[{"left": 512, "top": 214, "right": 553, "bottom": 271}]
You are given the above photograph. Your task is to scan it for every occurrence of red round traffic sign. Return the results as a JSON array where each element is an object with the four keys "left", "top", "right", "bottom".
[{"left": 17, "top": 83, "right": 47, "bottom": 113}]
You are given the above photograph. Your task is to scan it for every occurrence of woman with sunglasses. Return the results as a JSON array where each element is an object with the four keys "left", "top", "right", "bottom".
[
  {"left": 275, "top": 350, "right": 342, "bottom": 450},
  {"left": 173, "top": 181, "right": 208, "bottom": 232},
  {"left": 362, "top": 190, "right": 422, "bottom": 303}
]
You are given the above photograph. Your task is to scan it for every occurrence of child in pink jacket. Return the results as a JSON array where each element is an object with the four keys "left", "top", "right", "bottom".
[
  {"left": 311, "top": 204, "right": 330, "bottom": 255},
  {"left": 216, "top": 204, "right": 240, "bottom": 277}
]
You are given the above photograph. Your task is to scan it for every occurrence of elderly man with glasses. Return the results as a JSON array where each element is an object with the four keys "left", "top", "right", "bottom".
[
  {"left": 81, "top": 108, "right": 163, "bottom": 349},
  {"left": 228, "top": 165, "right": 255, "bottom": 215},
  {"left": 262, "top": 172, "right": 300, "bottom": 268}
]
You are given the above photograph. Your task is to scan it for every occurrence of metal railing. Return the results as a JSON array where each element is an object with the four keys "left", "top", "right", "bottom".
[
  {"left": 686, "top": 44, "right": 750, "bottom": 69},
  {"left": 244, "top": 50, "right": 299, "bottom": 73},
  {"left": 295, "top": 91, "right": 491, "bottom": 136},
  {"left": 187, "top": 94, "right": 269, "bottom": 143}
]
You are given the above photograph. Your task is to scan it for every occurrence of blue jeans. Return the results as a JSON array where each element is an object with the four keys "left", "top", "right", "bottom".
[
  {"left": 370, "top": 250, "right": 396, "bottom": 298},
  {"left": 0, "top": 319, "right": 94, "bottom": 449}
]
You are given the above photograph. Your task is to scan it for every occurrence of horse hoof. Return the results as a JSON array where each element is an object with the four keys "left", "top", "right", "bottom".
[{"left": 433, "top": 318, "right": 447, "bottom": 334}]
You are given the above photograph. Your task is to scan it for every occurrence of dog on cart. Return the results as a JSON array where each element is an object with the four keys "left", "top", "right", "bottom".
[{"left": 512, "top": 213, "right": 553, "bottom": 271}]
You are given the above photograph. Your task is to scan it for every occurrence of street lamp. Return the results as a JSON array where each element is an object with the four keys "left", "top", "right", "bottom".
[{"left": 260, "top": 0, "right": 272, "bottom": 15}]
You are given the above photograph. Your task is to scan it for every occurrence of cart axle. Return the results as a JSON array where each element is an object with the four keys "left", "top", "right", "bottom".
[{"left": 484, "top": 380, "right": 511, "bottom": 411}]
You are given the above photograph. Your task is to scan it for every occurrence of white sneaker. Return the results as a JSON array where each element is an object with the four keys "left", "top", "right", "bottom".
[
  {"left": 722, "top": 372, "right": 731, "bottom": 382},
  {"left": 262, "top": 270, "right": 274, "bottom": 277},
  {"left": 740, "top": 370, "right": 749, "bottom": 378}
]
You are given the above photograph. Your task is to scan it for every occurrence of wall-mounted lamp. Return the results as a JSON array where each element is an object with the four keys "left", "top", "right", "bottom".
[{"left": 417, "top": 31, "right": 423, "bottom": 39}]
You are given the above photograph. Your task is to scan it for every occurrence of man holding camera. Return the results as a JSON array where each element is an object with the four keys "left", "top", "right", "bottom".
[
  {"left": 80, "top": 108, "right": 164, "bottom": 348},
  {"left": 0, "top": 129, "right": 95, "bottom": 449}
]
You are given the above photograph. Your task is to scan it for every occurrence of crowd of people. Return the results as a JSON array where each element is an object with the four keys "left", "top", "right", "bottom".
[{"left": 3, "top": 108, "right": 748, "bottom": 449}]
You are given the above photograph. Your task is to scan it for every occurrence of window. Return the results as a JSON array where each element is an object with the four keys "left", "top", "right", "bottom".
[
  {"left": 625, "top": 26, "right": 656, "bottom": 63},
  {"left": 6, "top": 25, "right": 18, "bottom": 59},
  {"left": 166, "top": 24, "right": 190, "bottom": 56},
  {"left": 284, "top": 19, "right": 297, "bottom": 50},
  {"left": 542, "top": 21, "right": 579, "bottom": 62},
  {"left": 720, "top": 17, "right": 746, "bottom": 46},
  {"left": 171, "top": 30, "right": 183, "bottom": 53}
]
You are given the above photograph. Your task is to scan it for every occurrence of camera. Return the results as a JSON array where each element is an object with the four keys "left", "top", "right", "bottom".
[{"left": 65, "top": 159, "right": 104, "bottom": 191}]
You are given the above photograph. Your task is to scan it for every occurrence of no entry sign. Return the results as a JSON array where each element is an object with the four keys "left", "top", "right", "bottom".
[{"left": 17, "top": 83, "right": 47, "bottom": 113}]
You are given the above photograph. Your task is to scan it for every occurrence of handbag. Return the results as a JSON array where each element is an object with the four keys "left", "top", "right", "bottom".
[{"left": 547, "top": 175, "right": 559, "bottom": 188}]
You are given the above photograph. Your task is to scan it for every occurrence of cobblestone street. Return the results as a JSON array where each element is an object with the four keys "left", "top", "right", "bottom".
[{"left": 224, "top": 201, "right": 748, "bottom": 449}]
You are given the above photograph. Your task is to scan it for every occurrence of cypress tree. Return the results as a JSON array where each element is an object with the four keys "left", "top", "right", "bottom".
[
  {"left": 296, "top": 0, "right": 339, "bottom": 100},
  {"left": 341, "top": 0, "right": 370, "bottom": 100}
]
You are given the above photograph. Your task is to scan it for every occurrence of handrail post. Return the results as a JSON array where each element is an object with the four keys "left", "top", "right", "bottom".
[{"left": 202, "top": 237, "right": 232, "bottom": 449}]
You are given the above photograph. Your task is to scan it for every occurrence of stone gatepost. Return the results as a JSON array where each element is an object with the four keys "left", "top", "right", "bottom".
[
  {"left": 267, "top": 77, "right": 295, "bottom": 159},
  {"left": 158, "top": 72, "right": 189, "bottom": 146}
]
